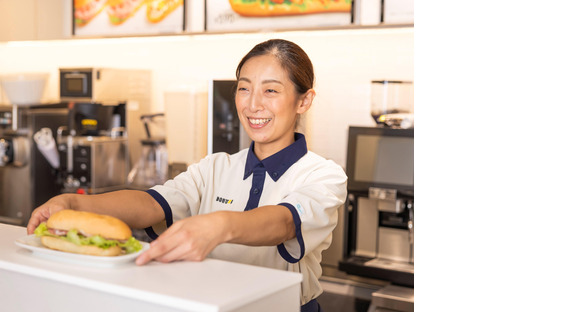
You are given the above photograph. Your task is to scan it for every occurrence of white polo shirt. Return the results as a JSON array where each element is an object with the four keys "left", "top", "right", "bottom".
[{"left": 145, "top": 133, "right": 347, "bottom": 304}]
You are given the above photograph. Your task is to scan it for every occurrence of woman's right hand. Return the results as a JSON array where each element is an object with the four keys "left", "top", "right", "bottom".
[{"left": 26, "top": 194, "right": 72, "bottom": 235}]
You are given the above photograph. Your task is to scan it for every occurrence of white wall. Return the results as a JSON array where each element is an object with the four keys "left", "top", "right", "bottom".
[{"left": 0, "top": 27, "right": 413, "bottom": 168}]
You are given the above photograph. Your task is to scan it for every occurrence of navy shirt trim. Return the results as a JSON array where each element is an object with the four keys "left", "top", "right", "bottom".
[
  {"left": 277, "top": 202, "right": 305, "bottom": 263},
  {"left": 243, "top": 133, "right": 308, "bottom": 263},
  {"left": 244, "top": 132, "right": 308, "bottom": 181},
  {"left": 144, "top": 189, "right": 173, "bottom": 240}
]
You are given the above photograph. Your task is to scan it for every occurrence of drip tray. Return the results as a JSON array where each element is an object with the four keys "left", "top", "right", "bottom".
[{"left": 369, "top": 284, "right": 414, "bottom": 312}]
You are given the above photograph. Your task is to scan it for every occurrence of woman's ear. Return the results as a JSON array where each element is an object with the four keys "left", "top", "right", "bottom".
[{"left": 297, "top": 89, "right": 315, "bottom": 114}]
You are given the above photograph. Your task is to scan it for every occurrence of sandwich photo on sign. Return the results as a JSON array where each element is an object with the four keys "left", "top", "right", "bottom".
[
  {"left": 73, "top": 0, "right": 185, "bottom": 37},
  {"left": 206, "top": 0, "right": 353, "bottom": 32}
]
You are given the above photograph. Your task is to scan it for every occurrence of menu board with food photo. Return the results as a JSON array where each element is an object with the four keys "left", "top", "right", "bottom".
[
  {"left": 73, "top": 0, "right": 185, "bottom": 37},
  {"left": 206, "top": 0, "right": 353, "bottom": 32}
]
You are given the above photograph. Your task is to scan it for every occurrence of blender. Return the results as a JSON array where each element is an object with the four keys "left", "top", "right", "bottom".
[{"left": 127, "top": 113, "right": 168, "bottom": 189}]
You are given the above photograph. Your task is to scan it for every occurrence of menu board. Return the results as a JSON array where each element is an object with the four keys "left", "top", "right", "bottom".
[
  {"left": 206, "top": 0, "right": 353, "bottom": 32},
  {"left": 383, "top": 0, "right": 414, "bottom": 25},
  {"left": 73, "top": 0, "right": 185, "bottom": 37}
]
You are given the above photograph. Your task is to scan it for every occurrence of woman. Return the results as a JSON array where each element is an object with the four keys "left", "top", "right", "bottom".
[{"left": 27, "top": 39, "right": 347, "bottom": 312}]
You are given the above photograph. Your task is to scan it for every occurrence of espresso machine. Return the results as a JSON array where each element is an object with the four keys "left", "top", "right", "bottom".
[
  {"left": 0, "top": 104, "right": 69, "bottom": 225},
  {"left": 339, "top": 126, "right": 414, "bottom": 287},
  {"left": 0, "top": 102, "right": 132, "bottom": 225}
]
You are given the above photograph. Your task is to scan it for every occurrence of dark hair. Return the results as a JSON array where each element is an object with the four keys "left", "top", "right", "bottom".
[{"left": 236, "top": 39, "right": 314, "bottom": 95}]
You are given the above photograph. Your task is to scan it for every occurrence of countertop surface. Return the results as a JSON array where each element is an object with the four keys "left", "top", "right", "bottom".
[{"left": 0, "top": 223, "right": 302, "bottom": 311}]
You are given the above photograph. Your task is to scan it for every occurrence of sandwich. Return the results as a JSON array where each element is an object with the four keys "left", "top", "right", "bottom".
[
  {"left": 147, "top": 0, "right": 183, "bottom": 23},
  {"left": 227, "top": 0, "right": 352, "bottom": 17},
  {"left": 74, "top": 0, "right": 108, "bottom": 27},
  {"left": 106, "top": 0, "right": 147, "bottom": 25},
  {"left": 34, "top": 210, "right": 142, "bottom": 257}
]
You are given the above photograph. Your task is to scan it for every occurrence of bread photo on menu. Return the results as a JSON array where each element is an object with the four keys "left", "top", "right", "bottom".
[
  {"left": 227, "top": 0, "right": 352, "bottom": 17},
  {"left": 106, "top": 0, "right": 147, "bottom": 25},
  {"left": 147, "top": 0, "right": 183, "bottom": 23},
  {"left": 33, "top": 210, "right": 143, "bottom": 257},
  {"left": 74, "top": 0, "right": 108, "bottom": 27}
]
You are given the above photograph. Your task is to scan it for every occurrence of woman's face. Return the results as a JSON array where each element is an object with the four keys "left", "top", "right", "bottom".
[{"left": 236, "top": 54, "right": 312, "bottom": 158}]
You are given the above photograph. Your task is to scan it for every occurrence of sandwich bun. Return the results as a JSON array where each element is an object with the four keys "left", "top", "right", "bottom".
[
  {"left": 41, "top": 236, "right": 123, "bottom": 257},
  {"left": 47, "top": 210, "right": 132, "bottom": 241}
]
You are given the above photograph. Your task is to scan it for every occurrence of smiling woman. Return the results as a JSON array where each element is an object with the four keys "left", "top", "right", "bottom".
[
  {"left": 235, "top": 39, "right": 316, "bottom": 160},
  {"left": 27, "top": 39, "right": 347, "bottom": 312}
]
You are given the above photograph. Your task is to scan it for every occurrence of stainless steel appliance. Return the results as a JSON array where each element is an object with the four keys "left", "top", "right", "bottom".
[
  {"left": 0, "top": 102, "right": 131, "bottom": 225},
  {"left": 59, "top": 67, "right": 152, "bottom": 167},
  {"left": 339, "top": 126, "right": 414, "bottom": 287},
  {"left": 56, "top": 102, "right": 129, "bottom": 194},
  {"left": 0, "top": 104, "right": 69, "bottom": 225},
  {"left": 60, "top": 68, "right": 143, "bottom": 103}
]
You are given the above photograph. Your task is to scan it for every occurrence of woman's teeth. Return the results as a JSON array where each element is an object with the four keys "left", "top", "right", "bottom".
[{"left": 249, "top": 118, "right": 271, "bottom": 125}]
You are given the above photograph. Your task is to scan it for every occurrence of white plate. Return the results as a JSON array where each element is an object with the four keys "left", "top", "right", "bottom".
[{"left": 15, "top": 234, "right": 150, "bottom": 268}]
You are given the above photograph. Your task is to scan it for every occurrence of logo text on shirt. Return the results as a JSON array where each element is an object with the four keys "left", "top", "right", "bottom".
[{"left": 216, "top": 196, "right": 233, "bottom": 204}]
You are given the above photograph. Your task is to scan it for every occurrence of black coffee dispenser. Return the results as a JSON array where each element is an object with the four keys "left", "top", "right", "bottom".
[{"left": 69, "top": 102, "right": 126, "bottom": 136}]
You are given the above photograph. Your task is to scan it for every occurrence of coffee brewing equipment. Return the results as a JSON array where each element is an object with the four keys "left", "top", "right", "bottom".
[
  {"left": 0, "top": 68, "right": 151, "bottom": 226},
  {"left": 56, "top": 102, "right": 129, "bottom": 194},
  {"left": 0, "top": 104, "right": 69, "bottom": 225},
  {"left": 339, "top": 126, "right": 414, "bottom": 287},
  {"left": 127, "top": 113, "right": 168, "bottom": 189}
]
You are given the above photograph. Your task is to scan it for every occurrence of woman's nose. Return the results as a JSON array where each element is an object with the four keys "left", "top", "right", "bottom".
[{"left": 248, "top": 92, "right": 263, "bottom": 112}]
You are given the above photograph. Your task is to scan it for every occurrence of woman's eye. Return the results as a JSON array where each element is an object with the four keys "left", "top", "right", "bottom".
[
  {"left": 265, "top": 89, "right": 278, "bottom": 93},
  {"left": 238, "top": 87, "right": 248, "bottom": 92}
]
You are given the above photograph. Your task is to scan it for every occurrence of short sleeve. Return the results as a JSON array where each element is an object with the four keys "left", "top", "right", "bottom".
[{"left": 277, "top": 158, "right": 347, "bottom": 262}]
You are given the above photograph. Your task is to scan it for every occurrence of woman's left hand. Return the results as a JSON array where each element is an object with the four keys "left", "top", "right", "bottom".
[{"left": 135, "top": 212, "right": 228, "bottom": 265}]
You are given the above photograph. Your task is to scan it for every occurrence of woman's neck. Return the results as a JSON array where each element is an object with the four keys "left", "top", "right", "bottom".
[{"left": 253, "top": 134, "right": 295, "bottom": 161}]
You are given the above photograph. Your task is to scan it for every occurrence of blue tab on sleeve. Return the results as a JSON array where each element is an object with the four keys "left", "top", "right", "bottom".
[
  {"left": 143, "top": 189, "right": 173, "bottom": 240},
  {"left": 277, "top": 202, "right": 304, "bottom": 263}
]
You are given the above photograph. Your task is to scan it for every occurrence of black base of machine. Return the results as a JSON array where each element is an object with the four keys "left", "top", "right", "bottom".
[{"left": 339, "top": 256, "right": 414, "bottom": 288}]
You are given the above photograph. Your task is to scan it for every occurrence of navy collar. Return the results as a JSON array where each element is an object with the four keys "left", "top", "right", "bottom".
[{"left": 244, "top": 133, "right": 308, "bottom": 182}]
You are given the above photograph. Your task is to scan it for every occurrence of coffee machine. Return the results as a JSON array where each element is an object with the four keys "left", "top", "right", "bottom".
[
  {"left": 0, "top": 104, "right": 69, "bottom": 225},
  {"left": 339, "top": 126, "right": 414, "bottom": 287},
  {"left": 56, "top": 102, "right": 129, "bottom": 194}
]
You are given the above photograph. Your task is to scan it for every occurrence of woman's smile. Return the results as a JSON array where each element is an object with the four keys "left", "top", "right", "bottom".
[{"left": 247, "top": 117, "right": 272, "bottom": 128}]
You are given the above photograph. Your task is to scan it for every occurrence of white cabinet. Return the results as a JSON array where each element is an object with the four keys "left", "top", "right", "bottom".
[{"left": 0, "top": 0, "right": 69, "bottom": 41}]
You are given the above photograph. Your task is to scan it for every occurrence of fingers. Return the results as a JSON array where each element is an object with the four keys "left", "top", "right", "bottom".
[
  {"left": 135, "top": 218, "right": 214, "bottom": 265},
  {"left": 26, "top": 196, "right": 69, "bottom": 234},
  {"left": 26, "top": 207, "right": 51, "bottom": 234},
  {"left": 136, "top": 223, "right": 183, "bottom": 265}
]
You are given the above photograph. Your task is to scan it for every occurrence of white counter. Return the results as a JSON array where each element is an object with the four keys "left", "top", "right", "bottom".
[{"left": 0, "top": 223, "right": 302, "bottom": 312}]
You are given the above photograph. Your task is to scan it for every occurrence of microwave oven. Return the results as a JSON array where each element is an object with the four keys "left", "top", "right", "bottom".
[{"left": 59, "top": 68, "right": 150, "bottom": 104}]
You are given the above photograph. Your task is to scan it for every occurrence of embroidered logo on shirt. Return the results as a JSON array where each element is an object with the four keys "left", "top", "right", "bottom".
[
  {"left": 296, "top": 203, "right": 305, "bottom": 216},
  {"left": 216, "top": 196, "right": 233, "bottom": 204}
]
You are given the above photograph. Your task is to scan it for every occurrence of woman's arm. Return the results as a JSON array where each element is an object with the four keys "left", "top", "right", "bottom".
[
  {"left": 223, "top": 205, "right": 296, "bottom": 245},
  {"left": 135, "top": 205, "right": 295, "bottom": 265},
  {"left": 27, "top": 190, "right": 165, "bottom": 234}
]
